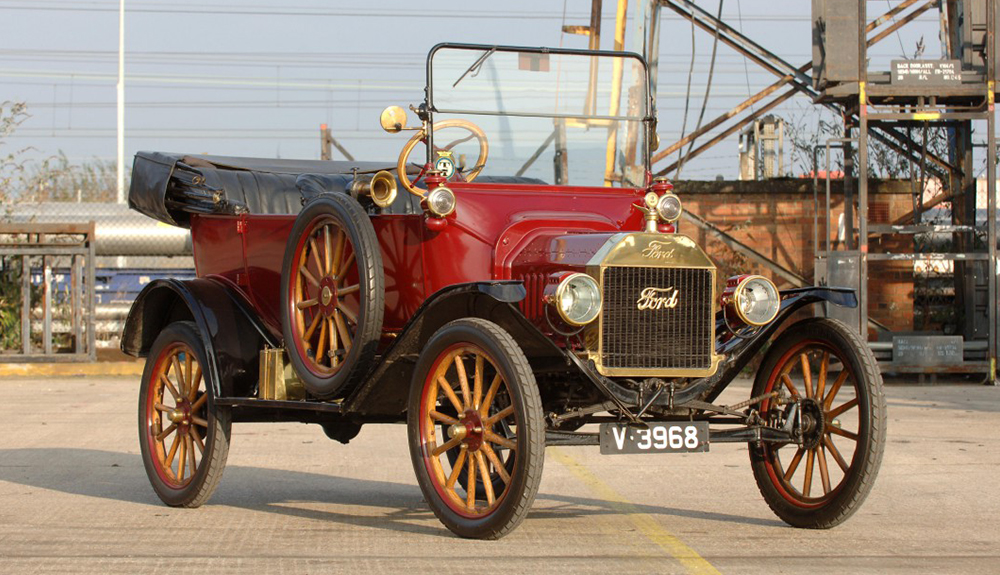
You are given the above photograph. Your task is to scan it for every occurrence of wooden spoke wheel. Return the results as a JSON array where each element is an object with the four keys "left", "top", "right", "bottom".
[
  {"left": 292, "top": 218, "right": 360, "bottom": 372},
  {"left": 408, "top": 319, "right": 544, "bottom": 539},
  {"left": 750, "top": 318, "right": 886, "bottom": 528},
  {"left": 440, "top": 402, "right": 517, "bottom": 500},
  {"left": 138, "top": 321, "right": 230, "bottom": 507},
  {"left": 281, "top": 193, "right": 384, "bottom": 399}
]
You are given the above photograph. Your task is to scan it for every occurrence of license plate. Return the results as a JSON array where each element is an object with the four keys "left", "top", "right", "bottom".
[{"left": 599, "top": 422, "right": 709, "bottom": 454}]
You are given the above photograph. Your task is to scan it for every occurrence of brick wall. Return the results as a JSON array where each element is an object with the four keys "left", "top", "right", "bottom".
[{"left": 676, "top": 178, "right": 916, "bottom": 334}]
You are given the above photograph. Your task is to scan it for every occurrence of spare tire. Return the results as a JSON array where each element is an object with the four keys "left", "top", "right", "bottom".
[{"left": 280, "top": 193, "right": 384, "bottom": 399}]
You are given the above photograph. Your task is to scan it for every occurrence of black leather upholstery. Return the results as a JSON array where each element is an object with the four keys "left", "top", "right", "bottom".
[
  {"left": 295, "top": 173, "right": 354, "bottom": 204},
  {"left": 207, "top": 169, "right": 302, "bottom": 215}
]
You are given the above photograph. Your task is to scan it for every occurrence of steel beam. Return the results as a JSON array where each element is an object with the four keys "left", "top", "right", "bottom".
[
  {"left": 655, "top": 0, "right": 956, "bottom": 178},
  {"left": 681, "top": 209, "right": 808, "bottom": 287},
  {"left": 858, "top": 1, "right": 869, "bottom": 340},
  {"left": 652, "top": 64, "right": 809, "bottom": 164},
  {"left": 988, "top": 0, "right": 997, "bottom": 383},
  {"left": 658, "top": 88, "right": 798, "bottom": 175},
  {"left": 866, "top": 253, "right": 990, "bottom": 261},
  {"left": 868, "top": 0, "right": 922, "bottom": 31},
  {"left": 866, "top": 0, "right": 937, "bottom": 48}
]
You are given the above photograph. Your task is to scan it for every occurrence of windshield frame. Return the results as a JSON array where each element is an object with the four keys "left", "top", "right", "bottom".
[{"left": 425, "top": 42, "right": 656, "bottom": 186}]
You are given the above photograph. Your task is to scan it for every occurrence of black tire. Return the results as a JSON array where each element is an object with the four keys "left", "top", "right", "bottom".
[
  {"left": 138, "top": 321, "right": 231, "bottom": 507},
  {"left": 749, "top": 318, "right": 886, "bottom": 528},
  {"left": 407, "top": 318, "right": 545, "bottom": 539},
  {"left": 280, "top": 193, "right": 384, "bottom": 399}
]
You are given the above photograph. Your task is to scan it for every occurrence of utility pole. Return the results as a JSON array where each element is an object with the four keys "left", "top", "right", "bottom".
[
  {"left": 319, "top": 124, "right": 355, "bottom": 161},
  {"left": 320, "top": 124, "right": 331, "bottom": 160},
  {"left": 116, "top": 0, "right": 125, "bottom": 203}
]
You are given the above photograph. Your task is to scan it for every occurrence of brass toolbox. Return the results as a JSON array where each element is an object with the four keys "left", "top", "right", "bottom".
[{"left": 259, "top": 348, "right": 306, "bottom": 401}]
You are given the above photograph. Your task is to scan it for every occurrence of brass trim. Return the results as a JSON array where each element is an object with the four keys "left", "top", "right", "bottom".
[
  {"left": 732, "top": 274, "right": 780, "bottom": 326},
  {"left": 593, "top": 354, "right": 724, "bottom": 378},
  {"left": 396, "top": 119, "right": 489, "bottom": 198},
  {"left": 586, "top": 233, "right": 716, "bottom": 269},
  {"left": 584, "top": 233, "right": 722, "bottom": 379},
  {"left": 350, "top": 170, "right": 398, "bottom": 208},
  {"left": 259, "top": 348, "right": 306, "bottom": 401},
  {"left": 379, "top": 105, "right": 409, "bottom": 133},
  {"left": 426, "top": 186, "right": 457, "bottom": 217},
  {"left": 656, "top": 193, "right": 682, "bottom": 223},
  {"left": 553, "top": 272, "right": 602, "bottom": 326}
]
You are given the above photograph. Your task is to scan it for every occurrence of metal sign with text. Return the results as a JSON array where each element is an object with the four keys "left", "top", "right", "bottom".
[{"left": 891, "top": 60, "right": 962, "bottom": 86}]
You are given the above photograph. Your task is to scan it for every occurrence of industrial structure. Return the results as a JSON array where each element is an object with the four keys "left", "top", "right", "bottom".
[
  {"left": 620, "top": 0, "right": 996, "bottom": 381},
  {"left": 738, "top": 116, "right": 785, "bottom": 180}
]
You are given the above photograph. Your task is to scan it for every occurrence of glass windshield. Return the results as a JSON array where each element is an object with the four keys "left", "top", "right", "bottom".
[{"left": 428, "top": 45, "right": 651, "bottom": 187}]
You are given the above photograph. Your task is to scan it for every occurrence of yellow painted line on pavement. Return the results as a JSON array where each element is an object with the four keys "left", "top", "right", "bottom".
[
  {"left": 550, "top": 447, "right": 721, "bottom": 575},
  {"left": 0, "top": 361, "right": 144, "bottom": 378}
]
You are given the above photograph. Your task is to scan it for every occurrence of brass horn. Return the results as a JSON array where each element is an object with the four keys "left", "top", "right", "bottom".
[{"left": 350, "top": 170, "right": 398, "bottom": 208}]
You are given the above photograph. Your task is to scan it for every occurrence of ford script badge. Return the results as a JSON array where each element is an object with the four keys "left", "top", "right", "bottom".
[
  {"left": 641, "top": 240, "right": 676, "bottom": 260},
  {"left": 636, "top": 287, "right": 680, "bottom": 310}
]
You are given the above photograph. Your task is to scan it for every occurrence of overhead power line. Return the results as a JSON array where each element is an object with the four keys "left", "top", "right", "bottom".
[
  {"left": 0, "top": 48, "right": 816, "bottom": 61},
  {"left": 0, "top": 2, "right": 822, "bottom": 21},
  {"left": 0, "top": 68, "right": 423, "bottom": 91},
  {"left": 22, "top": 98, "right": 744, "bottom": 112}
]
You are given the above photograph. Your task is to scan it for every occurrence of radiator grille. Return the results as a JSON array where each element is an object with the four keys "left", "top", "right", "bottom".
[
  {"left": 517, "top": 272, "right": 547, "bottom": 321},
  {"left": 600, "top": 267, "right": 713, "bottom": 371}
]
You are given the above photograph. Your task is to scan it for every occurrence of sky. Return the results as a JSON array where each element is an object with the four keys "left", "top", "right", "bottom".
[{"left": 0, "top": 0, "right": 956, "bottom": 181}]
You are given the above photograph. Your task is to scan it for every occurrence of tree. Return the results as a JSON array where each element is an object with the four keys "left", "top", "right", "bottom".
[
  {"left": 0, "top": 101, "right": 30, "bottom": 350},
  {"left": 0, "top": 101, "right": 30, "bottom": 209},
  {"left": 785, "top": 101, "right": 950, "bottom": 180}
]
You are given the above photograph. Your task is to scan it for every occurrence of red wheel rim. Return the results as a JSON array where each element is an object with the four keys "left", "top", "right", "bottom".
[
  {"left": 287, "top": 214, "right": 361, "bottom": 378},
  {"left": 760, "top": 340, "right": 863, "bottom": 508},
  {"left": 145, "top": 342, "right": 209, "bottom": 489},
  {"left": 418, "top": 343, "right": 519, "bottom": 519}
]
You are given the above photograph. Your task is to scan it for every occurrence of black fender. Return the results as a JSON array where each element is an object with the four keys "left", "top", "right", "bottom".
[
  {"left": 566, "top": 286, "right": 858, "bottom": 409},
  {"left": 345, "top": 281, "right": 561, "bottom": 418},
  {"left": 121, "top": 278, "right": 275, "bottom": 398},
  {"left": 696, "top": 286, "right": 858, "bottom": 403}
]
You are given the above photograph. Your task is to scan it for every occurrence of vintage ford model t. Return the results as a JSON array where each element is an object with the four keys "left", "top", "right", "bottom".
[{"left": 123, "top": 43, "right": 885, "bottom": 539}]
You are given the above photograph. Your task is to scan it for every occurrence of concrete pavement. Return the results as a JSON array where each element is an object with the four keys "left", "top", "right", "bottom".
[{"left": 0, "top": 376, "right": 997, "bottom": 574}]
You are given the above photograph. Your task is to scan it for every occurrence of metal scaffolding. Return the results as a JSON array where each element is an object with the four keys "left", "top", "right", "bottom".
[{"left": 621, "top": 0, "right": 997, "bottom": 380}]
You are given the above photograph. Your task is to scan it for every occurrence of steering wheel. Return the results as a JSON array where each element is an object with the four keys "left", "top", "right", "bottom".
[{"left": 397, "top": 119, "right": 489, "bottom": 198}]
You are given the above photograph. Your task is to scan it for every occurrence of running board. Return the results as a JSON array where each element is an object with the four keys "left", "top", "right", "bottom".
[{"left": 215, "top": 397, "right": 344, "bottom": 413}]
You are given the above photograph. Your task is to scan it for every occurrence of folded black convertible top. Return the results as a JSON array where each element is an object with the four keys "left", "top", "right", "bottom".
[
  {"left": 129, "top": 151, "right": 550, "bottom": 227},
  {"left": 128, "top": 151, "right": 401, "bottom": 227}
]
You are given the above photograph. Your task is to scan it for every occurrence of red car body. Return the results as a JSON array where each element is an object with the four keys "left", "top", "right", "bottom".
[{"left": 191, "top": 182, "right": 646, "bottom": 337}]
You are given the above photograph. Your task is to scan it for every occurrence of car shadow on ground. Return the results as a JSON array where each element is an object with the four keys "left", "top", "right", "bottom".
[{"left": 0, "top": 448, "right": 781, "bottom": 535}]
